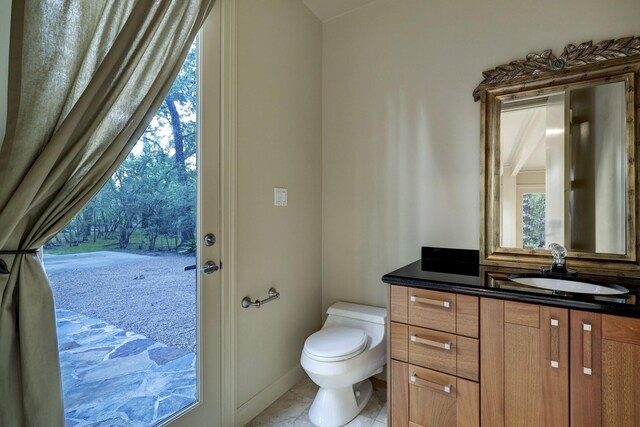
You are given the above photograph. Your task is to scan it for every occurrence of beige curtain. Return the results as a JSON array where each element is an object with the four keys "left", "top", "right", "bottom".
[{"left": 0, "top": 1, "right": 214, "bottom": 425}]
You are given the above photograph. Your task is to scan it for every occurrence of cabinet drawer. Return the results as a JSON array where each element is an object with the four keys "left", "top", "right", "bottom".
[
  {"left": 408, "top": 289, "right": 457, "bottom": 333},
  {"left": 407, "top": 289, "right": 479, "bottom": 338},
  {"left": 408, "top": 325, "right": 479, "bottom": 381},
  {"left": 407, "top": 364, "right": 479, "bottom": 427}
]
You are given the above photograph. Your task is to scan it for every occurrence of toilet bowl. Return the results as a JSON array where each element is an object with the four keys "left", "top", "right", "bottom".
[{"left": 301, "top": 302, "right": 387, "bottom": 427}]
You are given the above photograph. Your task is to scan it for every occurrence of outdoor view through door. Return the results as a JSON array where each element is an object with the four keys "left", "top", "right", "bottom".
[{"left": 44, "top": 41, "right": 200, "bottom": 426}]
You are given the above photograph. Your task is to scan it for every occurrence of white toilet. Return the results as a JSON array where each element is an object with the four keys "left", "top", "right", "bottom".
[{"left": 300, "top": 301, "right": 387, "bottom": 427}]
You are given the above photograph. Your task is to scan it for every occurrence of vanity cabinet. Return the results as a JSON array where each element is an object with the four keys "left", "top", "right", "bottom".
[
  {"left": 389, "top": 285, "right": 480, "bottom": 427},
  {"left": 481, "top": 298, "right": 640, "bottom": 427},
  {"left": 388, "top": 284, "right": 640, "bottom": 426}
]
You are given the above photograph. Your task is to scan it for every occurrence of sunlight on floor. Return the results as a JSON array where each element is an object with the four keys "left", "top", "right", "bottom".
[{"left": 246, "top": 376, "right": 387, "bottom": 427}]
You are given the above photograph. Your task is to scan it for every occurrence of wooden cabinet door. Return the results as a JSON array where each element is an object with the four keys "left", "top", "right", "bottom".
[
  {"left": 570, "top": 310, "right": 602, "bottom": 427},
  {"left": 570, "top": 311, "right": 640, "bottom": 427},
  {"left": 601, "top": 315, "right": 640, "bottom": 427},
  {"left": 481, "top": 298, "right": 569, "bottom": 427}
]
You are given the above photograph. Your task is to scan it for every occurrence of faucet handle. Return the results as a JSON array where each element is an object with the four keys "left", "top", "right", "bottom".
[
  {"left": 545, "top": 243, "right": 577, "bottom": 275},
  {"left": 548, "top": 243, "right": 567, "bottom": 266}
]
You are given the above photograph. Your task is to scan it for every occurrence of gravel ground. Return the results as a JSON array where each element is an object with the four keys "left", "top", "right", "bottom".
[{"left": 48, "top": 253, "right": 197, "bottom": 352}]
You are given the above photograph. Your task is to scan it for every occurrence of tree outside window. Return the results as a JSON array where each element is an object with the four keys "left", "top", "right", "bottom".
[{"left": 523, "top": 193, "right": 545, "bottom": 249}]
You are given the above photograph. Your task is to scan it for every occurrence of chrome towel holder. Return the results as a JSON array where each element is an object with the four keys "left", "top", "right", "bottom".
[{"left": 242, "top": 287, "right": 280, "bottom": 308}]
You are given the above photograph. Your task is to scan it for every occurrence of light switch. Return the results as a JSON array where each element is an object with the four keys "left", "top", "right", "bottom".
[{"left": 274, "top": 188, "right": 287, "bottom": 206}]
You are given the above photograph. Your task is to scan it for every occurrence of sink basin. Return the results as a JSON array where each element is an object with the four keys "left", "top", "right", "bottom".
[{"left": 508, "top": 275, "right": 628, "bottom": 295}]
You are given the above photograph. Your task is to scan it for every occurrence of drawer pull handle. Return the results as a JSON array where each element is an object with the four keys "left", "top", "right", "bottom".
[
  {"left": 583, "top": 322, "right": 592, "bottom": 375},
  {"left": 550, "top": 318, "right": 559, "bottom": 368},
  {"left": 410, "top": 295, "right": 451, "bottom": 308},
  {"left": 410, "top": 374, "right": 452, "bottom": 394},
  {"left": 411, "top": 334, "right": 452, "bottom": 351}
]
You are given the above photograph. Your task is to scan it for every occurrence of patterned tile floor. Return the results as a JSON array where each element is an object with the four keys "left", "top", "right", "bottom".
[
  {"left": 57, "top": 309, "right": 196, "bottom": 427},
  {"left": 246, "top": 376, "right": 387, "bottom": 427}
]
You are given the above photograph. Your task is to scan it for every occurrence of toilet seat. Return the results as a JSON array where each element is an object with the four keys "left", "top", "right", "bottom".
[{"left": 303, "top": 326, "right": 368, "bottom": 362}]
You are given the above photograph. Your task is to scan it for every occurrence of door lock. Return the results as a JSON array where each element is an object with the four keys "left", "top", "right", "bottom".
[{"left": 204, "top": 233, "right": 216, "bottom": 247}]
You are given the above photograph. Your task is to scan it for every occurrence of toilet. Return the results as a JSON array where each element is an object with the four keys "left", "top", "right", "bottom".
[{"left": 301, "top": 301, "right": 387, "bottom": 427}]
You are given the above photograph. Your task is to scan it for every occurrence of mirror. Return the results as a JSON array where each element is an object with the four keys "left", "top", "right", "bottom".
[
  {"left": 499, "top": 80, "right": 627, "bottom": 254},
  {"left": 474, "top": 35, "right": 640, "bottom": 274}
]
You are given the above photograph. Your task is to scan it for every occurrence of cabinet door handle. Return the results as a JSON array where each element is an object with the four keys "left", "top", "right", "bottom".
[
  {"left": 410, "top": 295, "right": 451, "bottom": 308},
  {"left": 410, "top": 374, "right": 452, "bottom": 394},
  {"left": 582, "top": 322, "right": 592, "bottom": 375},
  {"left": 550, "top": 318, "right": 559, "bottom": 368},
  {"left": 411, "top": 334, "right": 452, "bottom": 351}
]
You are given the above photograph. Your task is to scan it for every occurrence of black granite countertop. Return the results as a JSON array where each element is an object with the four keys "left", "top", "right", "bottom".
[{"left": 382, "top": 247, "right": 640, "bottom": 318}]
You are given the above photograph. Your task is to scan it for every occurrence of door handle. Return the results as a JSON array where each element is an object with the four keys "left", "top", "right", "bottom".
[
  {"left": 184, "top": 261, "right": 220, "bottom": 274},
  {"left": 582, "top": 322, "right": 592, "bottom": 375},
  {"left": 550, "top": 318, "right": 559, "bottom": 368}
]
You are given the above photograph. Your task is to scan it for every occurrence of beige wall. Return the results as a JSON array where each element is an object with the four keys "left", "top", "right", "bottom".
[
  {"left": 321, "top": 0, "right": 640, "bottom": 311},
  {"left": 235, "top": 0, "right": 322, "bottom": 414},
  {"left": 0, "top": 0, "right": 10, "bottom": 144}
]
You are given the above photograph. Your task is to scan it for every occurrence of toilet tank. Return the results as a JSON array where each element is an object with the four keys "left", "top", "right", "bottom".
[{"left": 326, "top": 302, "right": 387, "bottom": 325}]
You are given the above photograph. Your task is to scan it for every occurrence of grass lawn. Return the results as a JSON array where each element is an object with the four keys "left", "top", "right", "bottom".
[
  {"left": 45, "top": 238, "right": 121, "bottom": 255},
  {"left": 45, "top": 231, "right": 188, "bottom": 255},
  {"left": 46, "top": 231, "right": 147, "bottom": 255}
]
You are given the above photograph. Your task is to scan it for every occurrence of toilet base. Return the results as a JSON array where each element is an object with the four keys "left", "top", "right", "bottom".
[{"left": 308, "top": 379, "right": 372, "bottom": 427}]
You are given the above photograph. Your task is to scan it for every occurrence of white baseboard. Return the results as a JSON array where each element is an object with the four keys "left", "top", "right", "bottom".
[{"left": 235, "top": 364, "right": 306, "bottom": 427}]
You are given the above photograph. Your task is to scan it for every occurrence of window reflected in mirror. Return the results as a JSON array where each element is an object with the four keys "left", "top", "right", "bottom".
[{"left": 499, "top": 80, "right": 627, "bottom": 254}]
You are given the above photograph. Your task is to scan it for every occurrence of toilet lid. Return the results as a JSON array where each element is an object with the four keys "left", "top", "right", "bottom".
[{"left": 303, "top": 326, "right": 368, "bottom": 362}]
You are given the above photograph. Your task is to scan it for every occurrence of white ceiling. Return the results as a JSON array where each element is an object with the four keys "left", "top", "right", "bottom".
[
  {"left": 501, "top": 107, "right": 547, "bottom": 173},
  {"left": 303, "top": 0, "right": 378, "bottom": 22}
]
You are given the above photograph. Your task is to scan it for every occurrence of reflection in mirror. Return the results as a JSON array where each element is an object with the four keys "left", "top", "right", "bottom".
[{"left": 499, "top": 80, "right": 627, "bottom": 254}]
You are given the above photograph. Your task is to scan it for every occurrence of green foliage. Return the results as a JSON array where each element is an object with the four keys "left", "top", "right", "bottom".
[
  {"left": 45, "top": 237, "right": 119, "bottom": 255},
  {"left": 177, "top": 239, "right": 197, "bottom": 255},
  {"left": 47, "top": 41, "right": 198, "bottom": 254},
  {"left": 522, "top": 193, "right": 546, "bottom": 249},
  {"left": 46, "top": 231, "right": 145, "bottom": 255}
]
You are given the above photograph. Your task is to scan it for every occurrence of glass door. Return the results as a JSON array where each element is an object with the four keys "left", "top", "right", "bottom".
[
  {"left": 169, "top": 3, "right": 222, "bottom": 425},
  {"left": 45, "top": 3, "right": 221, "bottom": 426}
]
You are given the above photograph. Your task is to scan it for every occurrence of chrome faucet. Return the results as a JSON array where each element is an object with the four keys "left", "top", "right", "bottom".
[{"left": 542, "top": 243, "right": 576, "bottom": 275}]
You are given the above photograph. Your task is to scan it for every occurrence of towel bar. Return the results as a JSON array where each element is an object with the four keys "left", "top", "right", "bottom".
[{"left": 242, "top": 288, "right": 280, "bottom": 308}]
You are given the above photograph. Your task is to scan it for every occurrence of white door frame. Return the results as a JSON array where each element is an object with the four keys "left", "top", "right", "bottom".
[
  {"left": 164, "top": 0, "right": 235, "bottom": 425},
  {"left": 169, "top": 1, "right": 239, "bottom": 424},
  {"left": 219, "top": 0, "right": 239, "bottom": 425}
]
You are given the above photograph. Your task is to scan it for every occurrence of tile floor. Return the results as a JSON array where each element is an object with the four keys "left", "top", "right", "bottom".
[{"left": 246, "top": 376, "right": 387, "bottom": 427}]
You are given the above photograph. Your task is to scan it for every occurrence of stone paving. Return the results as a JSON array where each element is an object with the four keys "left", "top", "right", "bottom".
[{"left": 57, "top": 309, "right": 197, "bottom": 426}]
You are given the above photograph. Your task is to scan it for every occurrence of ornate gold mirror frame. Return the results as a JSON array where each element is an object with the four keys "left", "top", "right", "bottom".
[{"left": 474, "top": 35, "right": 640, "bottom": 275}]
